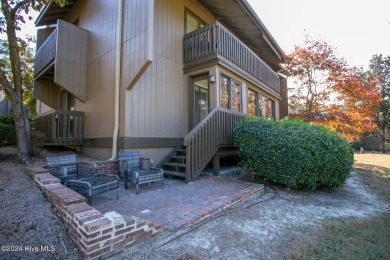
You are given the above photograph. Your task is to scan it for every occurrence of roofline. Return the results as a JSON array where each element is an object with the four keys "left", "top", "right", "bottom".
[
  {"left": 237, "top": 0, "right": 286, "bottom": 62},
  {"left": 35, "top": 1, "right": 53, "bottom": 26}
]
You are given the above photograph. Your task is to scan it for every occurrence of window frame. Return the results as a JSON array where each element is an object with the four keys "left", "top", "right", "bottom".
[
  {"left": 220, "top": 73, "right": 242, "bottom": 112},
  {"left": 247, "top": 87, "right": 275, "bottom": 119},
  {"left": 185, "top": 8, "right": 207, "bottom": 34}
]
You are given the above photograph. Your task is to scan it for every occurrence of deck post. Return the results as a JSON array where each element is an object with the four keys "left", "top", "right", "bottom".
[{"left": 213, "top": 155, "right": 220, "bottom": 176}]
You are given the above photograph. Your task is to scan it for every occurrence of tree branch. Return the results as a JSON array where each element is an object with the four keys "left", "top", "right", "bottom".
[
  {"left": 0, "top": 66, "right": 12, "bottom": 90},
  {"left": 11, "top": 0, "right": 33, "bottom": 15},
  {"left": 1, "top": 0, "right": 11, "bottom": 17}
]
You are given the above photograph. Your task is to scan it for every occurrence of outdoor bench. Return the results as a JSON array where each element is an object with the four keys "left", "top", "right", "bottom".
[
  {"left": 44, "top": 154, "right": 97, "bottom": 183},
  {"left": 66, "top": 174, "right": 119, "bottom": 205}
]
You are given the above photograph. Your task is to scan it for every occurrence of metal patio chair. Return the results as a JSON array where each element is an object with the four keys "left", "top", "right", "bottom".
[{"left": 118, "top": 151, "right": 164, "bottom": 194}]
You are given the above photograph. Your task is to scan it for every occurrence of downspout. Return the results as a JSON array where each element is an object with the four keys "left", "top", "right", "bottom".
[{"left": 109, "top": 0, "right": 124, "bottom": 160}]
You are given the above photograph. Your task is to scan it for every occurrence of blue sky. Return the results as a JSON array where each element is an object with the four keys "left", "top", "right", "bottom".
[{"left": 248, "top": 0, "right": 390, "bottom": 69}]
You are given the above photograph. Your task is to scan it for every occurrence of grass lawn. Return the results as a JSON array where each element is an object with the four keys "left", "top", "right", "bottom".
[{"left": 286, "top": 152, "right": 390, "bottom": 260}]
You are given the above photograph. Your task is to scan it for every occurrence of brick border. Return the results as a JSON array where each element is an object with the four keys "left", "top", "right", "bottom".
[{"left": 26, "top": 165, "right": 168, "bottom": 259}]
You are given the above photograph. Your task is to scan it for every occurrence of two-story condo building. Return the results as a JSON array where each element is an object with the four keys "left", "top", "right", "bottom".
[{"left": 33, "top": 0, "right": 288, "bottom": 182}]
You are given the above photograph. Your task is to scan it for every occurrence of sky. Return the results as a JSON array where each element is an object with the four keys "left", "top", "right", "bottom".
[{"left": 247, "top": 0, "right": 390, "bottom": 69}]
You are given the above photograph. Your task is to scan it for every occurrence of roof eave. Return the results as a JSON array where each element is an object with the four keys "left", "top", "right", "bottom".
[{"left": 237, "top": 0, "right": 286, "bottom": 63}]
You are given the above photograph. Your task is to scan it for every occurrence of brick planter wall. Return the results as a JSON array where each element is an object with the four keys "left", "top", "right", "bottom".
[
  {"left": 26, "top": 165, "right": 167, "bottom": 259},
  {"left": 78, "top": 160, "right": 120, "bottom": 175}
]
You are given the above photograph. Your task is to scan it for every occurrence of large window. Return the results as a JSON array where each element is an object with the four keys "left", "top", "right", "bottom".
[
  {"left": 185, "top": 10, "right": 206, "bottom": 33},
  {"left": 247, "top": 88, "right": 275, "bottom": 119},
  {"left": 220, "top": 75, "right": 242, "bottom": 112}
]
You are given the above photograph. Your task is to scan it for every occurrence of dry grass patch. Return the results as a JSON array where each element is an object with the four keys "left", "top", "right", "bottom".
[
  {"left": 354, "top": 152, "right": 390, "bottom": 169},
  {"left": 285, "top": 154, "right": 390, "bottom": 260}
]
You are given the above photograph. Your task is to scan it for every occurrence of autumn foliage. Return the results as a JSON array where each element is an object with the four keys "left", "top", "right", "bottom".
[{"left": 287, "top": 38, "right": 381, "bottom": 141}]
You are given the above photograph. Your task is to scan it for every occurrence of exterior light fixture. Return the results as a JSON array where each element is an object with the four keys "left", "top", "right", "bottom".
[{"left": 210, "top": 75, "right": 216, "bottom": 83}]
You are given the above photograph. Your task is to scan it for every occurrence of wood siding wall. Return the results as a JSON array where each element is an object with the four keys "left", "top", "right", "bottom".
[
  {"left": 62, "top": 0, "right": 119, "bottom": 139},
  {"left": 34, "top": 79, "right": 60, "bottom": 109},
  {"left": 123, "top": 0, "right": 215, "bottom": 138},
  {"left": 54, "top": 20, "right": 88, "bottom": 102},
  {"left": 35, "top": 0, "right": 279, "bottom": 146}
]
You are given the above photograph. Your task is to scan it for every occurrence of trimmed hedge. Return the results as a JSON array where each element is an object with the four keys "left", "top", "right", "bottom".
[{"left": 234, "top": 118, "right": 354, "bottom": 190}]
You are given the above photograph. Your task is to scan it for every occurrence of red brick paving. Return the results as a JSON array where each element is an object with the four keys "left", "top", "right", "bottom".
[{"left": 93, "top": 175, "right": 264, "bottom": 231}]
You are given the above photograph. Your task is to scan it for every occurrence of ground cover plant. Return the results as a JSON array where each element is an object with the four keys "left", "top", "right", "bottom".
[{"left": 234, "top": 117, "right": 354, "bottom": 190}]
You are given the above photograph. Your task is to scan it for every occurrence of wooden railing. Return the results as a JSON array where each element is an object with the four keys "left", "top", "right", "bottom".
[
  {"left": 34, "top": 109, "right": 84, "bottom": 145},
  {"left": 34, "top": 28, "right": 57, "bottom": 77},
  {"left": 183, "top": 21, "right": 280, "bottom": 93},
  {"left": 183, "top": 107, "right": 245, "bottom": 182}
]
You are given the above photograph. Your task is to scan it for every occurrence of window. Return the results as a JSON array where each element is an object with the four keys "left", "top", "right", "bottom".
[
  {"left": 247, "top": 88, "right": 275, "bottom": 119},
  {"left": 259, "top": 95, "right": 275, "bottom": 119},
  {"left": 220, "top": 75, "right": 242, "bottom": 112},
  {"left": 185, "top": 10, "right": 206, "bottom": 33},
  {"left": 247, "top": 88, "right": 258, "bottom": 116}
]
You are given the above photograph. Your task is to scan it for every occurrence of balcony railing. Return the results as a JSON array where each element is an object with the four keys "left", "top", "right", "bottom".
[
  {"left": 34, "top": 28, "right": 57, "bottom": 77},
  {"left": 183, "top": 21, "right": 280, "bottom": 93},
  {"left": 34, "top": 109, "right": 84, "bottom": 145}
]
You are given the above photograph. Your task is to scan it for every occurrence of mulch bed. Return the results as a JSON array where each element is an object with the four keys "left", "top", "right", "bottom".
[{"left": 0, "top": 147, "right": 82, "bottom": 260}]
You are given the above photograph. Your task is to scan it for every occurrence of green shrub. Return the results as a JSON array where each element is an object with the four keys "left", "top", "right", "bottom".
[
  {"left": 29, "top": 131, "right": 46, "bottom": 157},
  {"left": 234, "top": 117, "right": 354, "bottom": 190},
  {"left": 0, "top": 115, "right": 15, "bottom": 125},
  {"left": 0, "top": 122, "right": 16, "bottom": 146}
]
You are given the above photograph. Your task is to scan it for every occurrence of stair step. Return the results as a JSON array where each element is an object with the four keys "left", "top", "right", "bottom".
[
  {"left": 170, "top": 155, "right": 186, "bottom": 159},
  {"left": 164, "top": 162, "right": 186, "bottom": 168},
  {"left": 164, "top": 170, "right": 186, "bottom": 178}
]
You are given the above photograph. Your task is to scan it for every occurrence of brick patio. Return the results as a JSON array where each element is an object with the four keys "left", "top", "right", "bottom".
[{"left": 93, "top": 174, "right": 264, "bottom": 231}]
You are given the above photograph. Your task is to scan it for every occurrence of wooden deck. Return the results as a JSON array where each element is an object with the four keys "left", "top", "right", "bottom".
[{"left": 34, "top": 109, "right": 84, "bottom": 145}]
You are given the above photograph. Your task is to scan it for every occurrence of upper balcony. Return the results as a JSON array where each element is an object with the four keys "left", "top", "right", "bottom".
[
  {"left": 183, "top": 21, "right": 280, "bottom": 94},
  {"left": 34, "top": 20, "right": 88, "bottom": 102}
]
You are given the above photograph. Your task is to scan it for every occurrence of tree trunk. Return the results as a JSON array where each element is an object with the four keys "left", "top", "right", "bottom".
[
  {"left": 380, "top": 128, "right": 386, "bottom": 154},
  {"left": 11, "top": 93, "right": 31, "bottom": 163},
  {"left": 1, "top": 0, "right": 31, "bottom": 162}
]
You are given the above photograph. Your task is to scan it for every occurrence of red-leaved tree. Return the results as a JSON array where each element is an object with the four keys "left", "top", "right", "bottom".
[{"left": 287, "top": 37, "right": 380, "bottom": 141}]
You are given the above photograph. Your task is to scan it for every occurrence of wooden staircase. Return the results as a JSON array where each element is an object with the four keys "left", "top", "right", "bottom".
[
  {"left": 163, "top": 108, "right": 246, "bottom": 183},
  {"left": 163, "top": 145, "right": 187, "bottom": 180}
]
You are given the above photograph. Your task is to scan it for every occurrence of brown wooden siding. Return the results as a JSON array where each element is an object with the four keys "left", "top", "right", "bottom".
[
  {"left": 123, "top": 0, "right": 215, "bottom": 138},
  {"left": 54, "top": 20, "right": 88, "bottom": 101},
  {"left": 34, "top": 79, "right": 60, "bottom": 109},
  {"left": 62, "top": 0, "right": 118, "bottom": 139},
  {"left": 34, "top": 19, "right": 88, "bottom": 102}
]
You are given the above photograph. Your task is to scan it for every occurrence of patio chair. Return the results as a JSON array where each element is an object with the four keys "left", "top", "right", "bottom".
[
  {"left": 118, "top": 151, "right": 164, "bottom": 194},
  {"left": 45, "top": 154, "right": 97, "bottom": 183}
]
